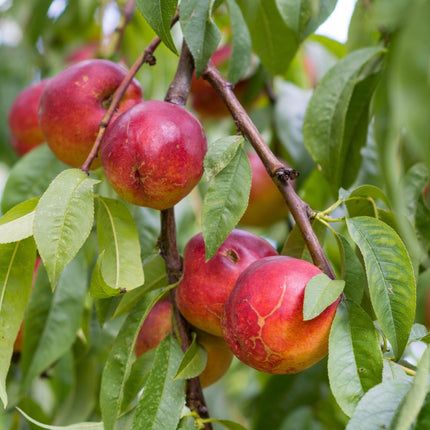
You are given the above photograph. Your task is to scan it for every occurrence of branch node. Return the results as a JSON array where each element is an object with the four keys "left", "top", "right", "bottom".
[
  {"left": 143, "top": 50, "right": 157, "bottom": 66},
  {"left": 274, "top": 167, "right": 300, "bottom": 183}
]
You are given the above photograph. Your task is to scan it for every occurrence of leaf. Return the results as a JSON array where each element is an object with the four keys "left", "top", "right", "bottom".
[
  {"left": 348, "top": 184, "right": 391, "bottom": 209},
  {"left": 202, "top": 148, "right": 251, "bottom": 259},
  {"left": 1, "top": 144, "right": 66, "bottom": 213},
  {"left": 173, "top": 332, "right": 207, "bottom": 380},
  {"left": 89, "top": 252, "right": 123, "bottom": 298},
  {"left": 336, "top": 233, "right": 366, "bottom": 304},
  {"left": 276, "top": 0, "right": 337, "bottom": 41},
  {"left": 33, "top": 169, "right": 99, "bottom": 289},
  {"left": 303, "top": 47, "right": 384, "bottom": 193},
  {"left": 303, "top": 273, "right": 344, "bottom": 320},
  {"left": 180, "top": 0, "right": 221, "bottom": 78},
  {"left": 113, "top": 254, "right": 168, "bottom": 319},
  {"left": 100, "top": 288, "right": 169, "bottom": 430},
  {"left": 95, "top": 197, "right": 144, "bottom": 292},
  {"left": 225, "top": 0, "right": 252, "bottom": 84},
  {"left": 236, "top": 0, "right": 298, "bottom": 75},
  {"left": 17, "top": 408, "right": 103, "bottom": 430},
  {"left": 132, "top": 335, "right": 185, "bottom": 430},
  {"left": 20, "top": 252, "right": 88, "bottom": 391},
  {"left": 0, "top": 198, "right": 38, "bottom": 244},
  {"left": 0, "top": 238, "right": 36, "bottom": 407},
  {"left": 203, "top": 419, "right": 248, "bottom": 430},
  {"left": 346, "top": 378, "right": 412, "bottom": 430},
  {"left": 328, "top": 300, "right": 383, "bottom": 417},
  {"left": 135, "top": 0, "right": 178, "bottom": 54},
  {"left": 346, "top": 216, "right": 416, "bottom": 359},
  {"left": 391, "top": 344, "right": 430, "bottom": 430}
]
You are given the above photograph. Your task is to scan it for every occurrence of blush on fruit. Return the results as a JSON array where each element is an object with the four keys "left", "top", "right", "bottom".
[
  {"left": 8, "top": 79, "right": 51, "bottom": 156},
  {"left": 38, "top": 59, "right": 143, "bottom": 169},
  {"left": 240, "top": 152, "right": 290, "bottom": 227},
  {"left": 221, "top": 255, "right": 340, "bottom": 374},
  {"left": 176, "top": 229, "right": 278, "bottom": 336},
  {"left": 100, "top": 100, "right": 207, "bottom": 210}
]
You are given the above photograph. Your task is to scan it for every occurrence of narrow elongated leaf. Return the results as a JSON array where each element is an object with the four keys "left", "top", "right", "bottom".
[
  {"left": 0, "top": 238, "right": 36, "bottom": 407},
  {"left": 0, "top": 198, "right": 38, "bottom": 243},
  {"left": 204, "top": 419, "right": 248, "bottom": 430},
  {"left": 391, "top": 344, "right": 430, "bottom": 430},
  {"left": 21, "top": 252, "right": 88, "bottom": 391},
  {"left": 180, "top": 0, "right": 221, "bottom": 77},
  {"left": 34, "top": 169, "right": 99, "bottom": 289},
  {"left": 95, "top": 197, "right": 144, "bottom": 292},
  {"left": 1, "top": 144, "right": 66, "bottom": 213},
  {"left": 17, "top": 408, "right": 103, "bottom": 430},
  {"left": 173, "top": 332, "right": 207, "bottom": 380},
  {"left": 89, "top": 252, "right": 122, "bottom": 298},
  {"left": 328, "top": 300, "right": 383, "bottom": 417},
  {"left": 135, "top": 0, "right": 178, "bottom": 54},
  {"left": 100, "top": 288, "right": 169, "bottom": 430},
  {"left": 303, "top": 274, "right": 344, "bottom": 320},
  {"left": 346, "top": 379, "right": 412, "bottom": 430},
  {"left": 202, "top": 148, "right": 251, "bottom": 259},
  {"left": 304, "top": 47, "right": 384, "bottom": 193},
  {"left": 276, "top": 0, "right": 337, "bottom": 41},
  {"left": 132, "top": 335, "right": 185, "bottom": 430},
  {"left": 204, "top": 136, "right": 244, "bottom": 181},
  {"left": 236, "top": 0, "right": 298, "bottom": 75},
  {"left": 225, "top": 0, "right": 252, "bottom": 84},
  {"left": 346, "top": 216, "right": 416, "bottom": 359}
]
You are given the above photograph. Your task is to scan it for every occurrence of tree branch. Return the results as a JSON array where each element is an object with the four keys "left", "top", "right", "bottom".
[{"left": 203, "top": 62, "right": 336, "bottom": 279}]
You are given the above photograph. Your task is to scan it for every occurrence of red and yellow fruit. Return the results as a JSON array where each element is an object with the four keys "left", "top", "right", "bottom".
[
  {"left": 221, "top": 255, "right": 339, "bottom": 374},
  {"left": 176, "top": 229, "right": 278, "bottom": 337}
]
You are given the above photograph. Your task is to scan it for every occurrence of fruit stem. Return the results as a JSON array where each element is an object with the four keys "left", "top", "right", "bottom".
[
  {"left": 79, "top": 11, "right": 180, "bottom": 174},
  {"left": 203, "top": 63, "right": 336, "bottom": 279}
]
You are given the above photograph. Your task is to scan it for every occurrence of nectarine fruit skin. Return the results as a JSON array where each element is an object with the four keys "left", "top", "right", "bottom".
[
  {"left": 176, "top": 229, "right": 278, "bottom": 336},
  {"left": 8, "top": 79, "right": 51, "bottom": 156},
  {"left": 221, "top": 255, "right": 339, "bottom": 374},
  {"left": 38, "top": 59, "right": 142, "bottom": 169},
  {"left": 101, "top": 100, "right": 207, "bottom": 210}
]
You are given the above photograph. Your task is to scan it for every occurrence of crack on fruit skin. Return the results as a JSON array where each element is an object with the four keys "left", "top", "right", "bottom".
[
  {"left": 221, "top": 248, "right": 240, "bottom": 264},
  {"left": 242, "top": 277, "right": 288, "bottom": 367}
]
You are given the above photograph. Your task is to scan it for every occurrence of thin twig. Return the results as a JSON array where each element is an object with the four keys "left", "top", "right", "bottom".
[{"left": 203, "top": 62, "right": 336, "bottom": 279}]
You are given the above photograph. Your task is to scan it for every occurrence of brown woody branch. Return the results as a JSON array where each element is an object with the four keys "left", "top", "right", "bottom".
[
  {"left": 203, "top": 62, "right": 336, "bottom": 279},
  {"left": 160, "top": 41, "right": 212, "bottom": 428},
  {"left": 79, "top": 12, "right": 180, "bottom": 174}
]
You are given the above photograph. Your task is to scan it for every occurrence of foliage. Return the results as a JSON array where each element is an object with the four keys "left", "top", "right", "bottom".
[{"left": 0, "top": 0, "right": 429, "bottom": 429}]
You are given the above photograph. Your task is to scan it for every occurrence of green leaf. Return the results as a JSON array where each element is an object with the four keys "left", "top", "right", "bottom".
[
  {"left": 203, "top": 419, "right": 248, "bottom": 430},
  {"left": 20, "top": 252, "right": 88, "bottom": 391},
  {"left": 180, "top": 0, "right": 221, "bottom": 78},
  {"left": 346, "top": 216, "right": 416, "bottom": 359},
  {"left": 202, "top": 148, "right": 251, "bottom": 259},
  {"left": 95, "top": 197, "right": 144, "bottom": 292},
  {"left": 336, "top": 233, "right": 366, "bottom": 304},
  {"left": 1, "top": 144, "right": 66, "bottom": 213},
  {"left": 89, "top": 252, "right": 123, "bottom": 298},
  {"left": 391, "top": 344, "right": 430, "bottom": 430},
  {"left": 204, "top": 135, "right": 244, "bottom": 181},
  {"left": 173, "top": 332, "right": 207, "bottom": 380},
  {"left": 135, "top": 0, "right": 178, "bottom": 54},
  {"left": 132, "top": 335, "right": 185, "bottom": 430},
  {"left": 34, "top": 169, "right": 99, "bottom": 289},
  {"left": 113, "top": 254, "right": 168, "bottom": 319},
  {"left": 100, "top": 288, "right": 169, "bottom": 430},
  {"left": 0, "top": 238, "right": 36, "bottom": 407},
  {"left": 303, "top": 273, "right": 343, "bottom": 320},
  {"left": 328, "top": 300, "right": 383, "bottom": 417},
  {"left": 17, "top": 408, "right": 103, "bottom": 430},
  {"left": 225, "top": 0, "right": 252, "bottom": 84},
  {"left": 276, "top": 0, "right": 337, "bottom": 41},
  {"left": 348, "top": 184, "right": 391, "bottom": 209},
  {"left": 346, "top": 378, "right": 412, "bottom": 430},
  {"left": 0, "top": 198, "right": 38, "bottom": 244},
  {"left": 304, "top": 47, "right": 384, "bottom": 193},
  {"left": 236, "top": 0, "right": 298, "bottom": 75}
]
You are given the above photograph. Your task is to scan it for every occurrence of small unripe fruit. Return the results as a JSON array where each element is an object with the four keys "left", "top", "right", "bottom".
[
  {"left": 101, "top": 100, "right": 207, "bottom": 210},
  {"left": 221, "top": 255, "right": 339, "bottom": 374},
  {"left": 176, "top": 229, "right": 278, "bottom": 336},
  {"left": 8, "top": 79, "right": 51, "bottom": 156},
  {"left": 38, "top": 59, "right": 143, "bottom": 169}
]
